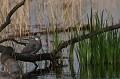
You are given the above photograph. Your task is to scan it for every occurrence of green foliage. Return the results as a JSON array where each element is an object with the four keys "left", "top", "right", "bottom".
[
  {"left": 73, "top": 8, "right": 120, "bottom": 65},
  {"left": 69, "top": 42, "right": 75, "bottom": 77}
]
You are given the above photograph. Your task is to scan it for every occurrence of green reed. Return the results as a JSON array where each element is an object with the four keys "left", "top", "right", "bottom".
[
  {"left": 72, "top": 8, "right": 120, "bottom": 66},
  {"left": 53, "top": 25, "right": 63, "bottom": 77},
  {"left": 69, "top": 41, "right": 75, "bottom": 77}
]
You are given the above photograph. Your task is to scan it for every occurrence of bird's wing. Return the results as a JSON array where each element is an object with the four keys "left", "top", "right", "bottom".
[
  {"left": 31, "top": 40, "right": 42, "bottom": 54},
  {"left": 21, "top": 42, "right": 36, "bottom": 53}
]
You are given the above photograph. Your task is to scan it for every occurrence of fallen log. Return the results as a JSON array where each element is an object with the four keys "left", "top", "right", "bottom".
[
  {"left": 0, "top": 46, "right": 22, "bottom": 78},
  {"left": 0, "top": 45, "right": 52, "bottom": 62}
]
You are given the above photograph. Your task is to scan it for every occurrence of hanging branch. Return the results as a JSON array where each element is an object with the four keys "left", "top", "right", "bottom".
[{"left": 0, "top": 0, "right": 26, "bottom": 32}]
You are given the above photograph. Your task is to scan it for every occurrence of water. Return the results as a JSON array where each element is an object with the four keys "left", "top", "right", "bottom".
[
  {"left": 1, "top": 62, "right": 120, "bottom": 79},
  {"left": 14, "top": 60, "right": 120, "bottom": 79}
]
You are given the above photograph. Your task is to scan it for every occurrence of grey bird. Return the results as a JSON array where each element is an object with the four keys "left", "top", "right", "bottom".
[
  {"left": 21, "top": 34, "right": 42, "bottom": 54},
  {"left": 21, "top": 34, "right": 42, "bottom": 69}
]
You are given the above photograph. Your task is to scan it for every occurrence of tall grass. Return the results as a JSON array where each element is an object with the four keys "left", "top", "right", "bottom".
[
  {"left": 52, "top": 25, "right": 63, "bottom": 77},
  {"left": 69, "top": 39, "right": 75, "bottom": 77},
  {"left": 73, "top": 8, "right": 120, "bottom": 66}
]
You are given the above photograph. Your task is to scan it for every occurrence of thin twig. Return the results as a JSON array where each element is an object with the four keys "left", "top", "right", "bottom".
[{"left": 0, "top": 37, "right": 27, "bottom": 46}]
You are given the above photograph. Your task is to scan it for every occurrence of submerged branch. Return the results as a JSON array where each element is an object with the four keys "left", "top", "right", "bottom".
[{"left": 0, "top": 0, "right": 26, "bottom": 32}]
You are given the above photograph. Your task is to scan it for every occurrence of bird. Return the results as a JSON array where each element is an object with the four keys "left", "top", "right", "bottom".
[
  {"left": 21, "top": 34, "right": 42, "bottom": 54},
  {"left": 21, "top": 33, "right": 42, "bottom": 69}
]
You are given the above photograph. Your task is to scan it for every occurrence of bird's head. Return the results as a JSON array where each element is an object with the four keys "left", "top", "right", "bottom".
[
  {"left": 33, "top": 33, "right": 41, "bottom": 40},
  {"left": 34, "top": 36, "right": 39, "bottom": 40}
]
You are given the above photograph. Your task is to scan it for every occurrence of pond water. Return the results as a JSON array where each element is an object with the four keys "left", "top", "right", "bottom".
[
  {"left": 1, "top": 60, "right": 120, "bottom": 79},
  {"left": 17, "top": 57, "right": 120, "bottom": 79}
]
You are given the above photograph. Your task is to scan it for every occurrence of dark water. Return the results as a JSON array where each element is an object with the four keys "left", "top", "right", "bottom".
[
  {"left": 21, "top": 63, "right": 120, "bottom": 79},
  {"left": 79, "top": 65, "right": 120, "bottom": 79},
  {"left": 1, "top": 61, "right": 120, "bottom": 79}
]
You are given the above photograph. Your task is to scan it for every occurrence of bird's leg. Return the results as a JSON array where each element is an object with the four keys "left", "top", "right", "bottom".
[{"left": 33, "top": 62, "right": 38, "bottom": 70}]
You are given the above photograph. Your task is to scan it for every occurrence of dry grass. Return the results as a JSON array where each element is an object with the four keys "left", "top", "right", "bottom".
[
  {"left": 0, "top": 0, "right": 30, "bottom": 38},
  {"left": 0, "top": 0, "right": 119, "bottom": 52},
  {"left": 0, "top": 0, "right": 119, "bottom": 57}
]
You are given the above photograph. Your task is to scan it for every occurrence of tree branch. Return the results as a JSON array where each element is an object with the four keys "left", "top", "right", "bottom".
[
  {"left": 50, "top": 24, "right": 120, "bottom": 55},
  {"left": 0, "top": 0, "right": 26, "bottom": 32},
  {"left": 13, "top": 53, "right": 52, "bottom": 62},
  {"left": 0, "top": 37, "right": 27, "bottom": 46}
]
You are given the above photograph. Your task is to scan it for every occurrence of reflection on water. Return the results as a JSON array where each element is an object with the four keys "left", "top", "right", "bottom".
[
  {"left": 1, "top": 64, "right": 120, "bottom": 79},
  {"left": 79, "top": 64, "right": 120, "bottom": 79},
  {"left": 20, "top": 64, "right": 120, "bottom": 79}
]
